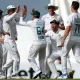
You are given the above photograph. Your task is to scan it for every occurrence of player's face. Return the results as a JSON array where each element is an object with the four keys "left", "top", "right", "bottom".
[
  {"left": 51, "top": 23, "right": 58, "bottom": 31},
  {"left": 48, "top": 7, "right": 55, "bottom": 16},
  {"left": 7, "top": 8, "right": 16, "bottom": 15}
]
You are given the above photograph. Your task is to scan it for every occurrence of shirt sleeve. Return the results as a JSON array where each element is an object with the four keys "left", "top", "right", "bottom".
[
  {"left": 19, "top": 17, "right": 31, "bottom": 27},
  {"left": 45, "top": 31, "right": 51, "bottom": 37},
  {"left": 59, "top": 16, "right": 64, "bottom": 25},
  {"left": 65, "top": 16, "right": 72, "bottom": 28},
  {"left": 4, "top": 12, "right": 17, "bottom": 22},
  {"left": 41, "top": 15, "right": 45, "bottom": 21}
]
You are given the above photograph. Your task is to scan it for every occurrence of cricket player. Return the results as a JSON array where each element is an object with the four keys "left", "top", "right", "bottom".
[
  {"left": 1, "top": 5, "right": 22, "bottom": 78},
  {"left": 59, "top": 1, "right": 80, "bottom": 78},
  {"left": 45, "top": 20, "right": 72, "bottom": 79},
  {"left": 19, "top": 9, "right": 46, "bottom": 78},
  {"left": 0, "top": 9, "right": 4, "bottom": 76},
  {"left": 41, "top": 3, "right": 65, "bottom": 76}
]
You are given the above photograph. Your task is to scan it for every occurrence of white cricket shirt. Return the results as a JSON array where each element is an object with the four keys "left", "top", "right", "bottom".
[
  {"left": 65, "top": 12, "right": 80, "bottom": 42},
  {"left": 3, "top": 12, "right": 19, "bottom": 39},
  {"left": 45, "top": 29, "right": 64, "bottom": 50},
  {"left": 19, "top": 17, "right": 46, "bottom": 42},
  {"left": 41, "top": 13, "right": 63, "bottom": 31}
]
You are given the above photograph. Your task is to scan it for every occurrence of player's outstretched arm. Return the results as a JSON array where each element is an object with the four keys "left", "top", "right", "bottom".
[
  {"left": 4, "top": 5, "right": 20, "bottom": 22},
  {"left": 61, "top": 26, "right": 70, "bottom": 46},
  {"left": 19, "top": 5, "right": 31, "bottom": 26},
  {"left": 15, "top": 5, "right": 27, "bottom": 22}
]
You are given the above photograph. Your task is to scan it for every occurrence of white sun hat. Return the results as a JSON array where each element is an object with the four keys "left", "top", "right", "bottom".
[
  {"left": 7, "top": 5, "right": 16, "bottom": 10},
  {"left": 45, "top": 3, "right": 58, "bottom": 11}
]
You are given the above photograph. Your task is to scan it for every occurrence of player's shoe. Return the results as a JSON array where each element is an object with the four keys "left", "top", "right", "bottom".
[
  {"left": 40, "top": 74, "right": 46, "bottom": 79},
  {"left": 45, "top": 72, "right": 51, "bottom": 79},
  {"left": 0, "top": 75, "right": 6, "bottom": 79},
  {"left": 68, "top": 72, "right": 73, "bottom": 78},
  {"left": 51, "top": 74, "right": 59, "bottom": 79},
  {"left": 0, "top": 73, "right": 6, "bottom": 79},
  {"left": 33, "top": 70, "right": 42, "bottom": 78},
  {"left": 11, "top": 74, "right": 22, "bottom": 79},
  {"left": 58, "top": 73, "right": 68, "bottom": 79},
  {"left": 7, "top": 76, "right": 11, "bottom": 79},
  {"left": 0, "top": 71, "right": 6, "bottom": 79},
  {"left": 12, "top": 76, "right": 22, "bottom": 79}
]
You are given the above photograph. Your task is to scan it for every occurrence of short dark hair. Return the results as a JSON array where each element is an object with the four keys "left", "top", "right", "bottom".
[
  {"left": 71, "top": 1, "right": 79, "bottom": 10},
  {"left": 50, "top": 20, "right": 59, "bottom": 25}
]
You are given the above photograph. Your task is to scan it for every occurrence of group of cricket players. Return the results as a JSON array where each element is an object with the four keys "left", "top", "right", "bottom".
[{"left": 0, "top": 0, "right": 80, "bottom": 79}]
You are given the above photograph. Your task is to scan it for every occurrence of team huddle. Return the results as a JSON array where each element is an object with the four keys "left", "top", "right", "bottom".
[{"left": 0, "top": 0, "right": 80, "bottom": 79}]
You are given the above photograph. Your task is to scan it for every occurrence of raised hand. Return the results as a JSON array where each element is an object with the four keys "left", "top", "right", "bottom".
[
  {"left": 23, "top": 5, "right": 27, "bottom": 12},
  {"left": 32, "top": 8, "right": 35, "bottom": 12},
  {"left": 15, "top": 5, "right": 20, "bottom": 13},
  {"left": 20, "top": 5, "right": 27, "bottom": 17}
]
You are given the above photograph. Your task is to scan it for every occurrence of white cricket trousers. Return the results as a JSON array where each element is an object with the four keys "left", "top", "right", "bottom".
[
  {"left": 3, "top": 35, "right": 20, "bottom": 75},
  {"left": 2, "top": 43, "right": 12, "bottom": 77},
  {"left": 0, "top": 35, "right": 3, "bottom": 73},
  {"left": 0, "top": 42, "right": 3, "bottom": 73},
  {"left": 62, "top": 38, "right": 80, "bottom": 74},
  {"left": 47, "top": 47, "right": 72, "bottom": 77},
  {"left": 45, "top": 37, "right": 52, "bottom": 75},
  {"left": 2, "top": 41, "right": 17, "bottom": 77},
  {"left": 28, "top": 41, "right": 46, "bottom": 74}
]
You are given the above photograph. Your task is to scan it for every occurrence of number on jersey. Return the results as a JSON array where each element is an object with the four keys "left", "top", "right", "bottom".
[
  {"left": 36, "top": 26, "right": 44, "bottom": 39},
  {"left": 74, "top": 24, "right": 80, "bottom": 36}
]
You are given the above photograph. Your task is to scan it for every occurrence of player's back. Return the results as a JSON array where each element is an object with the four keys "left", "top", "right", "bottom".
[
  {"left": 31, "top": 18, "right": 46, "bottom": 42},
  {"left": 67, "top": 12, "right": 80, "bottom": 41}
]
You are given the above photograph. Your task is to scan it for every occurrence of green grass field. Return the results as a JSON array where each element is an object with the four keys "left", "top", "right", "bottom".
[{"left": 0, "top": 79, "right": 80, "bottom": 80}]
